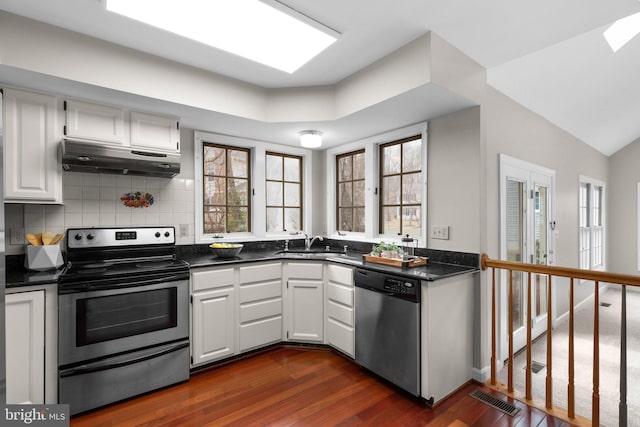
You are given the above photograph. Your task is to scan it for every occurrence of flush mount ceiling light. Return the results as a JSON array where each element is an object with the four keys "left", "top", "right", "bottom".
[
  {"left": 105, "top": 0, "right": 339, "bottom": 73},
  {"left": 604, "top": 11, "right": 640, "bottom": 52},
  {"left": 300, "top": 130, "right": 322, "bottom": 148}
]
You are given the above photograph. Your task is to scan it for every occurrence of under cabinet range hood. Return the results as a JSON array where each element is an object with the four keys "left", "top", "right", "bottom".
[{"left": 61, "top": 139, "right": 181, "bottom": 177}]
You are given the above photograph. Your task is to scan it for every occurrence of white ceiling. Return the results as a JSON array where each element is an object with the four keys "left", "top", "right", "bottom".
[{"left": 1, "top": 0, "right": 640, "bottom": 155}]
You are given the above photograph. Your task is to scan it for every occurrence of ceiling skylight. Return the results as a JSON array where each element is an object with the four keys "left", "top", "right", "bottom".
[
  {"left": 105, "top": 0, "right": 338, "bottom": 73},
  {"left": 604, "top": 11, "right": 640, "bottom": 52}
]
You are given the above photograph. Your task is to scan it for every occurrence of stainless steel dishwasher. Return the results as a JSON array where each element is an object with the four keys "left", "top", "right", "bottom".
[{"left": 354, "top": 268, "right": 421, "bottom": 396}]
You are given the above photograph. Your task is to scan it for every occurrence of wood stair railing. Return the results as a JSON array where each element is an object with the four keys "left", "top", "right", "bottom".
[{"left": 481, "top": 254, "right": 640, "bottom": 427}]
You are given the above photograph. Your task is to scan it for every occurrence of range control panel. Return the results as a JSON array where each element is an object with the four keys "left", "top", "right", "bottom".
[{"left": 67, "top": 227, "right": 176, "bottom": 248}]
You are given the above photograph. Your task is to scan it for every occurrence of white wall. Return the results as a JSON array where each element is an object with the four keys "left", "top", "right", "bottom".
[{"left": 609, "top": 136, "right": 640, "bottom": 276}]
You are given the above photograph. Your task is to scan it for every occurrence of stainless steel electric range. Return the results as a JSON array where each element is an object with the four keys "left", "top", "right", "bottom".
[{"left": 58, "top": 226, "right": 190, "bottom": 416}]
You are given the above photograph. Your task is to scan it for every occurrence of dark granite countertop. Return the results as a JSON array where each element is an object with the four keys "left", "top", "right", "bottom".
[{"left": 6, "top": 239, "right": 479, "bottom": 288}]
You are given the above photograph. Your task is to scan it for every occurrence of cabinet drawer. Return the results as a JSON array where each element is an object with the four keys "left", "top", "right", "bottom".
[
  {"left": 327, "top": 319, "right": 354, "bottom": 358},
  {"left": 239, "top": 280, "right": 281, "bottom": 303},
  {"left": 327, "top": 300, "right": 353, "bottom": 327},
  {"left": 288, "top": 262, "right": 322, "bottom": 279},
  {"left": 239, "top": 263, "right": 281, "bottom": 284},
  {"left": 239, "top": 317, "right": 282, "bottom": 352},
  {"left": 327, "top": 283, "right": 353, "bottom": 307},
  {"left": 192, "top": 268, "right": 235, "bottom": 292},
  {"left": 326, "top": 264, "right": 353, "bottom": 286},
  {"left": 240, "top": 298, "right": 282, "bottom": 323}
]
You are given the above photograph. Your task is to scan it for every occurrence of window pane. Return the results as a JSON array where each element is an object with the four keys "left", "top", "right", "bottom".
[
  {"left": 227, "top": 207, "right": 249, "bottom": 232},
  {"left": 204, "top": 146, "right": 225, "bottom": 176},
  {"left": 284, "top": 208, "right": 300, "bottom": 231},
  {"left": 353, "top": 207, "right": 365, "bottom": 232},
  {"left": 228, "top": 150, "right": 248, "bottom": 178},
  {"left": 353, "top": 152, "right": 365, "bottom": 180},
  {"left": 266, "top": 182, "right": 282, "bottom": 206},
  {"left": 353, "top": 180, "right": 365, "bottom": 206},
  {"left": 338, "top": 208, "right": 353, "bottom": 231},
  {"left": 382, "top": 176, "right": 400, "bottom": 204},
  {"left": 382, "top": 144, "right": 401, "bottom": 175},
  {"left": 266, "top": 208, "right": 283, "bottom": 232},
  {"left": 381, "top": 206, "right": 401, "bottom": 235},
  {"left": 204, "top": 207, "right": 225, "bottom": 234},
  {"left": 402, "top": 173, "right": 421, "bottom": 204},
  {"left": 284, "top": 183, "right": 300, "bottom": 206},
  {"left": 339, "top": 182, "right": 353, "bottom": 207},
  {"left": 266, "top": 154, "right": 282, "bottom": 180},
  {"left": 205, "top": 176, "right": 226, "bottom": 205},
  {"left": 284, "top": 157, "right": 300, "bottom": 181},
  {"left": 227, "top": 178, "right": 248, "bottom": 206},
  {"left": 338, "top": 156, "right": 352, "bottom": 181},
  {"left": 402, "top": 206, "right": 421, "bottom": 236},
  {"left": 402, "top": 139, "right": 422, "bottom": 173}
]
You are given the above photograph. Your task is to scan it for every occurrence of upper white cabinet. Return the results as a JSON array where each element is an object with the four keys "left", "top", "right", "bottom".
[
  {"left": 130, "top": 111, "right": 180, "bottom": 153},
  {"left": 6, "top": 290, "right": 46, "bottom": 404},
  {"left": 63, "top": 98, "right": 180, "bottom": 153},
  {"left": 3, "top": 88, "right": 63, "bottom": 204},
  {"left": 64, "top": 99, "right": 125, "bottom": 144}
]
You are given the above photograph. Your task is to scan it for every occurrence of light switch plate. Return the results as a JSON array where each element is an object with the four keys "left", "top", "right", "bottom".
[{"left": 431, "top": 225, "right": 449, "bottom": 240}]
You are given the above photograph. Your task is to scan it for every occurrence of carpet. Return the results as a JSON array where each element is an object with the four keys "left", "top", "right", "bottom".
[{"left": 497, "top": 286, "right": 640, "bottom": 427}]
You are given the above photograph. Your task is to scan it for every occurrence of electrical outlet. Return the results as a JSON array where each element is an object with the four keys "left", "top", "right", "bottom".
[
  {"left": 431, "top": 225, "right": 450, "bottom": 240},
  {"left": 179, "top": 224, "right": 189, "bottom": 237},
  {"left": 10, "top": 228, "right": 25, "bottom": 245}
]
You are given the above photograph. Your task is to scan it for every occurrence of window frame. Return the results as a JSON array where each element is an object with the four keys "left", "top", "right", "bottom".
[
  {"left": 265, "top": 151, "right": 303, "bottom": 233},
  {"left": 194, "top": 131, "right": 313, "bottom": 243},
  {"left": 579, "top": 175, "right": 606, "bottom": 271},
  {"left": 325, "top": 123, "right": 427, "bottom": 245},
  {"left": 336, "top": 149, "right": 365, "bottom": 233}
]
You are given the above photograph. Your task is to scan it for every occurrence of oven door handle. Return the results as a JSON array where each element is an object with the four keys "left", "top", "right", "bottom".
[
  {"left": 59, "top": 272, "right": 189, "bottom": 293},
  {"left": 59, "top": 341, "right": 189, "bottom": 378}
]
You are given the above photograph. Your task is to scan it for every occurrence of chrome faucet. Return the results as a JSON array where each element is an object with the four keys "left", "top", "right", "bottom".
[{"left": 307, "top": 235, "right": 324, "bottom": 251}]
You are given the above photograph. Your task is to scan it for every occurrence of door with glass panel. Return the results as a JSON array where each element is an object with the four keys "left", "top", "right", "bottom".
[{"left": 500, "top": 156, "right": 554, "bottom": 357}]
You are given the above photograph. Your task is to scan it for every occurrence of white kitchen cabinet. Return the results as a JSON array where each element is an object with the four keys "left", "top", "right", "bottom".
[
  {"left": 130, "top": 111, "right": 180, "bottom": 153},
  {"left": 421, "top": 272, "right": 476, "bottom": 404},
  {"left": 286, "top": 262, "right": 323, "bottom": 343},
  {"left": 238, "top": 262, "right": 282, "bottom": 352},
  {"left": 324, "top": 264, "right": 355, "bottom": 357},
  {"left": 6, "top": 290, "right": 45, "bottom": 404},
  {"left": 64, "top": 99, "right": 125, "bottom": 144},
  {"left": 3, "top": 88, "right": 63, "bottom": 203},
  {"left": 191, "top": 267, "right": 236, "bottom": 366}
]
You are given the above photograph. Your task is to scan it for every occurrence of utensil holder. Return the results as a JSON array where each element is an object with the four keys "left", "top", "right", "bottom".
[{"left": 25, "top": 245, "right": 64, "bottom": 271}]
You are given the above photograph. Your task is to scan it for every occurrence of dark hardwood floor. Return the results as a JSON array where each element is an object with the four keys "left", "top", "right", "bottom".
[{"left": 70, "top": 347, "right": 572, "bottom": 426}]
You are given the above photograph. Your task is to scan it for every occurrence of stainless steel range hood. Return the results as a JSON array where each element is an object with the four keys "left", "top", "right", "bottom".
[{"left": 61, "top": 139, "right": 181, "bottom": 177}]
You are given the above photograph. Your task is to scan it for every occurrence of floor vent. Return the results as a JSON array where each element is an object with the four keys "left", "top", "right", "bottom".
[
  {"left": 600, "top": 302, "right": 612, "bottom": 307},
  {"left": 526, "top": 361, "right": 546, "bottom": 374},
  {"left": 469, "top": 389, "right": 521, "bottom": 417}
]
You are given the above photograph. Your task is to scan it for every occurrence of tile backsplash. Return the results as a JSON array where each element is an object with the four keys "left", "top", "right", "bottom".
[{"left": 9, "top": 172, "right": 195, "bottom": 254}]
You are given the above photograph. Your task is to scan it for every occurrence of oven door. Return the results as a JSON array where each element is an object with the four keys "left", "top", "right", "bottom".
[{"left": 59, "top": 277, "right": 189, "bottom": 367}]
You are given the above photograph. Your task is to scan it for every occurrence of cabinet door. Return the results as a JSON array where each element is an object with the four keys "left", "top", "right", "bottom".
[
  {"left": 191, "top": 287, "right": 235, "bottom": 366},
  {"left": 288, "top": 279, "right": 323, "bottom": 342},
  {"left": 6, "top": 290, "right": 45, "bottom": 404},
  {"left": 3, "top": 88, "right": 62, "bottom": 203},
  {"left": 130, "top": 111, "right": 180, "bottom": 153},
  {"left": 64, "top": 99, "right": 125, "bottom": 144}
]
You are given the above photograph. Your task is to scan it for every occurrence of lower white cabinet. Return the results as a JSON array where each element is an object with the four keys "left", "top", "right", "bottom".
[
  {"left": 324, "top": 264, "right": 355, "bottom": 357},
  {"left": 286, "top": 262, "right": 324, "bottom": 343},
  {"left": 6, "top": 290, "right": 45, "bottom": 404},
  {"left": 191, "top": 268, "right": 236, "bottom": 366},
  {"left": 238, "top": 263, "right": 283, "bottom": 352}
]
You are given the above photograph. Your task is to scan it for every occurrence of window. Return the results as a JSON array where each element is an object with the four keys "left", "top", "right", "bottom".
[
  {"left": 336, "top": 150, "right": 365, "bottom": 232},
  {"left": 202, "top": 143, "right": 251, "bottom": 233},
  {"left": 266, "top": 152, "right": 302, "bottom": 232},
  {"left": 579, "top": 177, "right": 605, "bottom": 270},
  {"left": 379, "top": 135, "right": 423, "bottom": 236}
]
